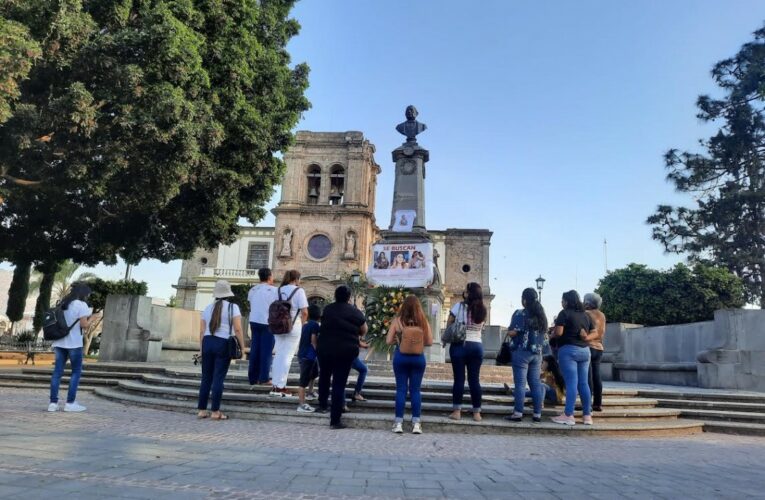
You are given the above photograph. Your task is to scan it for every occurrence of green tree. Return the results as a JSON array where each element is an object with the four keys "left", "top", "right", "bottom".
[
  {"left": 31, "top": 261, "right": 59, "bottom": 333},
  {"left": 595, "top": 263, "right": 745, "bottom": 326},
  {"left": 6, "top": 260, "right": 30, "bottom": 332},
  {"left": 0, "top": 16, "right": 40, "bottom": 124},
  {"left": 0, "top": 0, "right": 309, "bottom": 266},
  {"left": 647, "top": 24, "right": 765, "bottom": 307}
]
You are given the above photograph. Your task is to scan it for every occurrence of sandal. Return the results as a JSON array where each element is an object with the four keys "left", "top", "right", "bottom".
[
  {"left": 448, "top": 410, "right": 461, "bottom": 421},
  {"left": 211, "top": 413, "right": 229, "bottom": 421},
  {"left": 353, "top": 393, "right": 366, "bottom": 402},
  {"left": 197, "top": 411, "right": 210, "bottom": 419}
]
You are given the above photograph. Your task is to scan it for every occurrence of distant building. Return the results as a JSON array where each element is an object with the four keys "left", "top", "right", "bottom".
[{"left": 174, "top": 131, "right": 492, "bottom": 324}]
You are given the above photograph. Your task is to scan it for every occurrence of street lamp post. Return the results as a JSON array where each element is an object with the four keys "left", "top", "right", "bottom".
[{"left": 535, "top": 275, "right": 546, "bottom": 302}]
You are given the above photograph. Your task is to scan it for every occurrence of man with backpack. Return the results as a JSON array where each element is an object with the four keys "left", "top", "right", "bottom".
[{"left": 247, "top": 268, "right": 279, "bottom": 385}]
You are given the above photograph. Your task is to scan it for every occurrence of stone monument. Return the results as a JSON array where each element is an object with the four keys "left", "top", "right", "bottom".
[
  {"left": 368, "top": 105, "right": 445, "bottom": 361},
  {"left": 387, "top": 105, "right": 430, "bottom": 237}
]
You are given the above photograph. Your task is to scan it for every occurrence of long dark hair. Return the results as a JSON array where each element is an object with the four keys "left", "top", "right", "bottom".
[
  {"left": 543, "top": 355, "right": 565, "bottom": 391},
  {"left": 209, "top": 299, "right": 226, "bottom": 334},
  {"left": 281, "top": 270, "right": 300, "bottom": 286},
  {"left": 463, "top": 282, "right": 487, "bottom": 324},
  {"left": 562, "top": 290, "right": 584, "bottom": 312},
  {"left": 521, "top": 288, "right": 547, "bottom": 332},
  {"left": 61, "top": 283, "right": 92, "bottom": 311}
]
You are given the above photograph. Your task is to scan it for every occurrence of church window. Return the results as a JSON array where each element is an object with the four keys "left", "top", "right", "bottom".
[
  {"left": 307, "top": 165, "right": 321, "bottom": 204},
  {"left": 247, "top": 243, "right": 270, "bottom": 269},
  {"left": 329, "top": 165, "right": 345, "bottom": 205},
  {"left": 307, "top": 234, "right": 332, "bottom": 260}
]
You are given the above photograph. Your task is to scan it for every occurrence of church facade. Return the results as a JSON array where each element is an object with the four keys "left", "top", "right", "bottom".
[{"left": 174, "top": 131, "right": 492, "bottom": 325}]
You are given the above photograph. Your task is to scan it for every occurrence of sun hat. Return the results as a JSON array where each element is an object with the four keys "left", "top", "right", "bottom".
[{"left": 212, "top": 280, "right": 234, "bottom": 299}]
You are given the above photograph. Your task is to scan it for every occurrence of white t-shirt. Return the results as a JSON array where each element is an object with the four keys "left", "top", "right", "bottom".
[
  {"left": 248, "top": 283, "right": 278, "bottom": 324},
  {"left": 52, "top": 299, "right": 92, "bottom": 350},
  {"left": 202, "top": 300, "right": 242, "bottom": 339},
  {"left": 276, "top": 284, "right": 308, "bottom": 320},
  {"left": 450, "top": 302, "right": 484, "bottom": 343}
]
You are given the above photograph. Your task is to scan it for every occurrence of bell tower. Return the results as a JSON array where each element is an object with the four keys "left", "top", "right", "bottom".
[{"left": 272, "top": 131, "right": 380, "bottom": 302}]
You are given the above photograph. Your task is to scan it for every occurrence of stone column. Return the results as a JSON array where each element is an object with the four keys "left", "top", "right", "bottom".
[{"left": 389, "top": 144, "right": 430, "bottom": 233}]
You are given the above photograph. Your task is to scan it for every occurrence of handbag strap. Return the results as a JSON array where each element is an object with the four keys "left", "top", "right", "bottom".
[{"left": 228, "top": 302, "right": 234, "bottom": 338}]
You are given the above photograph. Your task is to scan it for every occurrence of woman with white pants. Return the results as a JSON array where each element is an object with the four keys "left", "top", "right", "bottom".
[{"left": 270, "top": 270, "right": 308, "bottom": 397}]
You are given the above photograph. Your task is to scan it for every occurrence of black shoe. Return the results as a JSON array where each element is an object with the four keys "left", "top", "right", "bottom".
[
  {"left": 593, "top": 406, "right": 603, "bottom": 412},
  {"left": 330, "top": 422, "right": 347, "bottom": 430},
  {"left": 532, "top": 416, "right": 542, "bottom": 423},
  {"left": 316, "top": 407, "right": 329, "bottom": 414},
  {"left": 504, "top": 414, "right": 523, "bottom": 422}
]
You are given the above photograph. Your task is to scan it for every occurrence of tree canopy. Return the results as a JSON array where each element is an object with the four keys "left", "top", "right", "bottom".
[
  {"left": 647, "top": 24, "right": 765, "bottom": 307},
  {"left": 595, "top": 263, "right": 745, "bottom": 326},
  {"left": 0, "top": 0, "right": 310, "bottom": 268}
]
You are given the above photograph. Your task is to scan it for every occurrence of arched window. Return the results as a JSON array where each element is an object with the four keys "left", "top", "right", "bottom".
[
  {"left": 306, "top": 165, "right": 321, "bottom": 204},
  {"left": 329, "top": 165, "right": 345, "bottom": 205}
]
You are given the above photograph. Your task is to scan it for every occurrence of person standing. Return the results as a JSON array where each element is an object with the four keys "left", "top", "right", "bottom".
[
  {"left": 550, "top": 290, "right": 597, "bottom": 426},
  {"left": 48, "top": 283, "right": 93, "bottom": 412},
  {"left": 447, "top": 282, "right": 487, "bottom": 422},
  {"left": 270, "top": 270, "right": 308, "bottom": 397},
  {"left": 583, "top": 292, "right": 607, "bottom": 412},
  {"left": 351, "top": 342, "right": 369, "bottom": 402},
  {"left": 317, "top": 285, "right": 367, "bottom": 429},
  {"left": 386, "top": 295, "right": 433, "bottom": 434},
  {"left": 197, "top": 280, "right": 245, "bottom": 420},
  {"left": 296, "top": 304, "right": 321, "bottom": 413},
  {"left": 505, "top": 288, "right": 548, "bottom": 423},
  {"left": 247, "top": 268, "right": 278, "bottom": 385}
]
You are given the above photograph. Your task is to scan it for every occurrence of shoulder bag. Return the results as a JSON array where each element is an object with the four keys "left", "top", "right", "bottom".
[
  {"left": 227, "top": 302, "right": 243, "bottom": 360},
  {"left": 442, "top": 303, "right": 467, "bottom": 344}
]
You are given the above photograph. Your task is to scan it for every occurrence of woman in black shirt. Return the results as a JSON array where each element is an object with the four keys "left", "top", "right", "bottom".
[{"left": 550, "top": 290, "right": 597, "bottom": 426}]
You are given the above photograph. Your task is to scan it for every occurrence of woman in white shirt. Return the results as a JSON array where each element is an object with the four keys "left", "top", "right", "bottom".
[
  {"left": 48, "top": 283, "right": 93, "bottom": 412},
  {"left": 197, "top": 280, "right": 244, "bottom": 420},
  {"left": 270, "top": 270, "right": 308, "bottom": 397},
  {"left": 446, "top": 282, "right": 487, "bottom": 422}
]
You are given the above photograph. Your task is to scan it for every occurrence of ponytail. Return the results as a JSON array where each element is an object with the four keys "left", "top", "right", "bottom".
[{"left": 209, "top": 299, "right": 224, "bottom": 334}]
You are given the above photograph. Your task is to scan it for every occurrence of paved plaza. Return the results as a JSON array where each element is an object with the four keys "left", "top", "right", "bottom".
[{"left": 1, "top": 388, "right": 764, "bottom": 499}]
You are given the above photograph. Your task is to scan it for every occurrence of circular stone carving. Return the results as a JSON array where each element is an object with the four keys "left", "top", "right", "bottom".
[
  {"left": 307, "top": 234, "right": 332, "bottom": 260},
  {"left": 401, "top": 159, "right": 416, "bottom": 175}
]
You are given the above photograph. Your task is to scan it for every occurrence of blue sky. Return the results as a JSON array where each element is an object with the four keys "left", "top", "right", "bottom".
[{"left": 55, "top": 1, "right": 763, "bottom": 326}]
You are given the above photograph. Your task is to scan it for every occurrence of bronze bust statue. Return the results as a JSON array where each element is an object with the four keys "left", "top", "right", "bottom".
[{"left": 396, "top": 105, "right": 427, "bottom": 142}]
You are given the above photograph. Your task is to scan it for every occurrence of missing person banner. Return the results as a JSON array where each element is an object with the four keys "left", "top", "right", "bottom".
[{"left": 367, "top": 242, "right": 434, "bottom": 288}]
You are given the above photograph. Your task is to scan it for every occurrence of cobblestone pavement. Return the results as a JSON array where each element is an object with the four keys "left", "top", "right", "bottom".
[{"left": 1, "top": 388, "right": 765, "bottom": 499}]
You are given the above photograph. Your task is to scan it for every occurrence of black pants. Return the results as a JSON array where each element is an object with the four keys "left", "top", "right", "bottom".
[
  {"left": 588, "top": 348, "right": 604, "bottom": 408},
  {"left": 318, "top": 350, "right": 357, "bottom": 425}
]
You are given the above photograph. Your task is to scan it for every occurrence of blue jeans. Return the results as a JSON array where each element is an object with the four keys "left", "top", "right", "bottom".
[
  {"left": 49, "top": 347, "right": 83, "bottom": 404},
  {"left": 352, "top": 357, "right": 368, "bottom": 395},
  {"left": 248, "top": 322, "right": 274, "bottom": 384},
  {"left": 527, "top": 383, "right": 558, "bottom": 405},
  {"left": 512, "top": 349, "right": 542, "bottom": 415},
  {"left": 449, "top": 341, "right": 483, "bottom": 411},
  {"left": 198, "top": 336, "right": 232, "bottom": 412},
  {"left": 392, "top": 349, "right": 426, "bottom": 423},
  {"left": 558, "top": 344, "right": 592, "bottom": 416}
]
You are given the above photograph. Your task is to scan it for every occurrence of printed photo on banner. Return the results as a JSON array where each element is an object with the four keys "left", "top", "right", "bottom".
[
  {"left": 367, "top": 242, "right": 434, "bottom": 287},
  {"left": 392, "top": 209, "right": 416, "bottom": 232}
]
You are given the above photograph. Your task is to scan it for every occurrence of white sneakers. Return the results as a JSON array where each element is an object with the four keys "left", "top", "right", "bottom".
[
  {"left": 305, "top": 392, "right": 318, "bottom": 401},
  {"left": 63, "top": 402, "right": 87, "bottom": 412},
  {"left": 392, "top": 422, "right": 423, "bottom": 434},
  {"left": 297, "top": 403, "right": 315, "bottom": 413},
  {"left": 551, "top": 414, "right": 576, "bottom": 426},
  {"left": 49, "top": 402, "right": 87, "bottom": 412}
]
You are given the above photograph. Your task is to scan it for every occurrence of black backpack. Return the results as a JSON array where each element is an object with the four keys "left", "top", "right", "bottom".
[
  {"left": 268, "top": 286, "right": 300, "bottom": 335},
  {"left": 42, "top": 305, "right": 78, "bottom": 341}
]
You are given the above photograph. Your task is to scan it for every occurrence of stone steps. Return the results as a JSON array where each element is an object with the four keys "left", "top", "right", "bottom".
[
  {"left": 116, "top": 378, "right": 674, "bottom": 422},
  {"left": 93, "top": 386, "right": 703, "bottom": 437},
  {"left": 656, "top": 398, "right": 765, "bottom": 414},
  {"left": 701, "top": 421, "right": 765, "bottom": 437}
]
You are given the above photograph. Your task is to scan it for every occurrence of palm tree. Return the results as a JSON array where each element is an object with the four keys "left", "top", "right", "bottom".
[{"left": 29, "top": 261, "right": 98, "bottom": 303}]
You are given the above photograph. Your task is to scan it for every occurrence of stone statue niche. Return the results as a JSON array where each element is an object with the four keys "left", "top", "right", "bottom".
[
  {"left": 280, "top": 228, "right": 292, "bottom": 257},
  {"left": 343, "top": 231, "right": 357, "bottom": 259}
]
